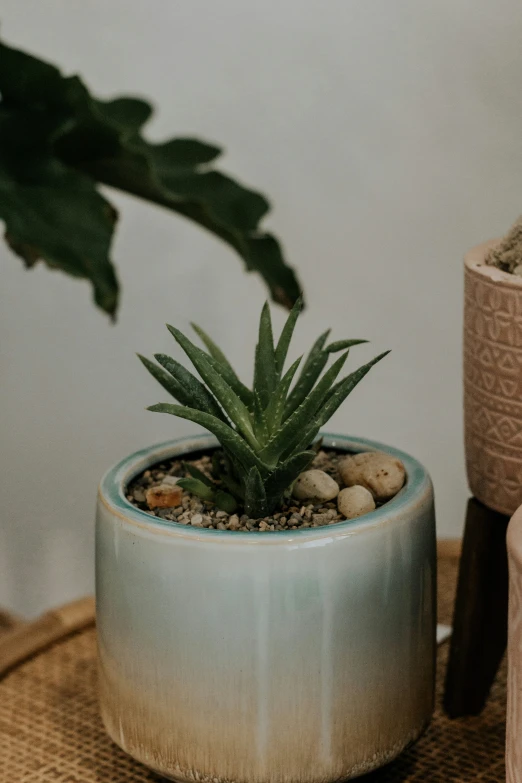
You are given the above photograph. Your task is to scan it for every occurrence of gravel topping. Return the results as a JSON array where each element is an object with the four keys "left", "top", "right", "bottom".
[{"left": 127, "top": 449, "right": 400, "bottom": 532}]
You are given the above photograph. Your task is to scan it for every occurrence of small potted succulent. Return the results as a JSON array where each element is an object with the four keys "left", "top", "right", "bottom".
[
  {"left": 464, "top": 219, "right": 522, "bottom": 515},
  {"left": 96, "top": 300, "right": 436, "bottom": 782}
]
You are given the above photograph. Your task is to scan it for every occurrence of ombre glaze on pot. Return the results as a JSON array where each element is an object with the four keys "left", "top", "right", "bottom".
[{"left": 96, "top": 433, "right": 436, "bottom": 783}]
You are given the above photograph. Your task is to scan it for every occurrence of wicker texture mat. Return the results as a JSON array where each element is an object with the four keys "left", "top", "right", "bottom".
[{"left": 0, "top": 555, "right": 506, "bottom": 782}]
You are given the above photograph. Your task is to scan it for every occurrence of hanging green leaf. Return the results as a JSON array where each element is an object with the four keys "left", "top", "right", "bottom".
[{"left": 0, "top": 38, "right": 303, "bottom": 318}]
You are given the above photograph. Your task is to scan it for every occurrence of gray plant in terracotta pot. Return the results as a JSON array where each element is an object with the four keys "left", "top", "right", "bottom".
[
  {"left": 464, "top": 221, "right": 522, "bottom": 516},
  {"left": 96, "top": 301, "right": 437, "bottom": 782}
]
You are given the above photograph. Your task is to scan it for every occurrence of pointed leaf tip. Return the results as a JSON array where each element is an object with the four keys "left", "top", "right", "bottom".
[{"left": 325, "top": 339, "right": 369, "bottom": 353}]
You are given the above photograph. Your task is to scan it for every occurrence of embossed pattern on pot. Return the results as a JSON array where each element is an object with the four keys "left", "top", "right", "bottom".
[{"left": 464, "top": 241, "right": 522, "bottom": 516}]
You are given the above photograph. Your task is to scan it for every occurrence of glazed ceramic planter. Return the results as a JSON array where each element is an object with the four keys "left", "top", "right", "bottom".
[
  {"left": 464, "top": 241, "right": 522, "bottom": 515},
  {"left": 96, "top": 433, "right": 436, "bottom": 783},
  {"left": 507, "top": 504, "right": 522, "bottom": 782}
]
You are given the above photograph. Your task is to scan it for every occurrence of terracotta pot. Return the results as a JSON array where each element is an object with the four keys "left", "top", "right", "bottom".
[
  {"left": 507, "top": 505, "right": 522, "bottom": 782},
  {"left": 464, "top": 241, "right": 522, "bottom": 515},
  {"left": 96, "top": 433, "right": 436, "bottom": 783}
]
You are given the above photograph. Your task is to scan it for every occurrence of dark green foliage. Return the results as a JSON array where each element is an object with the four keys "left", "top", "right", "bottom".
[
  {"left": 142, "top": 300, "right": 389, "bottom": 517},
  {"left": 0, "top": 39, "right": 302, "bottom": 318},
  {"left": 176, "top": 475, "right": 238, "bottom": 513}
]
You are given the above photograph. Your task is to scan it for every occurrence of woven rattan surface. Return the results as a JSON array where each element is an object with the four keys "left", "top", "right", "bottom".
[{"left": 0, "top": 553, "right": 506, "bottom": 782}]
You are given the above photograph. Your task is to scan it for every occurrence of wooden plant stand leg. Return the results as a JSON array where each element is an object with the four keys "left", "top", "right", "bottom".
[{"left": 443, "top": 497, "right": 510, "bottom": 717}]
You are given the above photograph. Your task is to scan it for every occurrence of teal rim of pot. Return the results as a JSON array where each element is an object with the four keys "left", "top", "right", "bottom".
[{"left": 99, "top": 432, "right": 432, "bottom": 539}]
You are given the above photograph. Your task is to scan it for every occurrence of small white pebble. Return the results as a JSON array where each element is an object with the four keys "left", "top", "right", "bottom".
[
  {"left": 514, "top": 264, "right": 522, "bottom": 276},
  {"left": 191, "top": 514, "right": 203, "bottom": 527},
  {"left": 339, "top": 452, "right": 405, "bottom": 502},
  {"left": 338, "top": 486, "right": 376, "bottom": 519},
  {"left": 161, "top": 475, "right": 180, "bottom": 486},
  {"left": 293, "top": 469, "right": 339, "bottom": 502}
]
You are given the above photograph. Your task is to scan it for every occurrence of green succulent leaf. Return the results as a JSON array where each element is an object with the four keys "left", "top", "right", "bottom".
[
  {"left": 253, "top": 302, "right": 277, "bottom": 408},
  {"left": 325, "top": 339, "right": 368, "bottom": 353},
  {"left": 264, "top": 451, "right": 316, "bottom": 502},
  {"left": 212, "top": 450, "right": 222, "bottom": 478},
  {"left": 0, "top": 39, "right": 302, "bottom": 317},
  {"left": 216, "top": 455, "right": 245, "bottom": 500},
  {"left": 191, "top": 323, "right": 235, "bottom": 375},
  {"left": 184, "top": 463, "right": 214, "bottom": 487},
  {"left": 264, "top": 355, "right": 302, "bottom": 435},
  {"left": 244, "top": 466, "right": 268, "bottom": 518},
  {"left": 177, "top": 477, "right": 215, "bottom": 502},
  {"left": 322, "top": 351, "right": 391, "bottom": 417},
  {"left": 190, "top": 322, "right": 252, "bottom": 407},
  {"left": 284, "top": 329, "right": 330, "bottom": 418},
  {"left": 154, "top": 353, "right": 226, "bottom": 421},
  {"left": 147, "top": 403, "right": 267, "bottom": 475},
  {"left": 166, "top": 326, "right": 258, "bottom": 448},
  {"left": 214, "top": 490, "right": 238, "bottom": 514},
  {"left": 205, "top": 354, "right": 254, "bottom": 409},
  {"left": 291, "top": 351, "right": 391, "bottom": 455},
  {"left": 274, "top": 295, "right": 303, "bottom": 375},
  {"left": 261, "top": 351, "right": 349, "bottom": 465},
  {"left": 138, "top": 354, "right": 193, "bottom": 407},
  {"left": 253, "top": 391, "right": 270, "bottom": 446}
]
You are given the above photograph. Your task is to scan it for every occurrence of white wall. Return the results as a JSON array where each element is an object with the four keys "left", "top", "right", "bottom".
[{"left": 2, "top": 0, "right": 522, "bottom": 616}]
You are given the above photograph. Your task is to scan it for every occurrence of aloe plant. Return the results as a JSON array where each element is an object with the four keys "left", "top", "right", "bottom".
[{"left": 140, "top": 300, "right": 389, "bottom": 517}]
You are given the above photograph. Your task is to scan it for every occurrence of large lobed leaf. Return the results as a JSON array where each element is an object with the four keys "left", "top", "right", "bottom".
[{"left": 0, "top": 39, "right": 302, "bottom": 317}]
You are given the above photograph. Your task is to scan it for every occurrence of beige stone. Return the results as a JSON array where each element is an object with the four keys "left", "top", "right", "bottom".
[
  {"left": 292, "top": 469, "right": 339, "bottom": 502},
  {"left": 339, "top": 452, "right": 405, "bottom": 502},
  {"left": 337, "top": 486, "right": 375, "bottom": 519}
]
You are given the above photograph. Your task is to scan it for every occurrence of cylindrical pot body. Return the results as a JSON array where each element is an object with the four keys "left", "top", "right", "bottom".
[
  {"left": 96, "top": 433, "right": 436, "bottom": 783},
  {"left": 507, "top": 505, "right": 522, "bottom": 782},
  {"left": 464, "top": 241, "right": 522, "bottom": 515}
]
